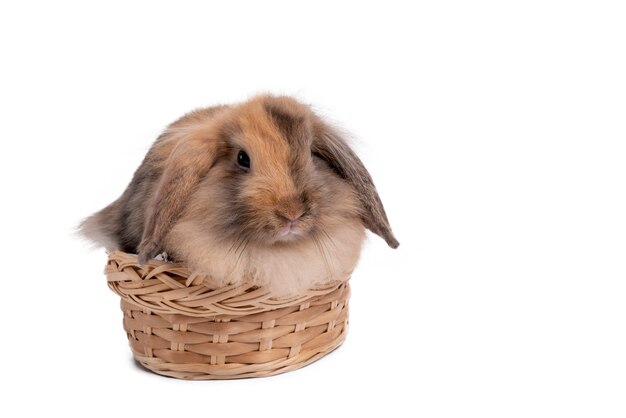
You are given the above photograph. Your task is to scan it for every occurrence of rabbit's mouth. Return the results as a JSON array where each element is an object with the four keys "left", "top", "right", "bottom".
[
  {"left": 272, "top": 213, "right": 314, "bottom": 243},
  {"left": 276, "top": 223, "right": 305, "bottom": 240}
]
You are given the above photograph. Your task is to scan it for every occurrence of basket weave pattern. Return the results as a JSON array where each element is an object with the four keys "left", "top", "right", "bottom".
[{"left": 105, "top": 251, "right": 350, "bottom": 379}]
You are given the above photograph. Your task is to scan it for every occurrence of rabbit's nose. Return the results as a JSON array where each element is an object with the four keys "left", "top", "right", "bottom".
[
  {"left": 275, "top": 209, "right": 305, "bottom": 223},
  {"left": 275, "top": 195, "right": 307, "bottom": 222}
]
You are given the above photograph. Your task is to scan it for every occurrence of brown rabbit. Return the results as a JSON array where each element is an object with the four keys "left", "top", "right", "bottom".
[{"left": 80, "top": 95, "right": 398, "bottom": 295}]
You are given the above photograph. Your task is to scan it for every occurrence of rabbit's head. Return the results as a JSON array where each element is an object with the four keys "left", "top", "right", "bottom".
[{"left": 138, "top": 95, "right": 398, "bottom": 264}]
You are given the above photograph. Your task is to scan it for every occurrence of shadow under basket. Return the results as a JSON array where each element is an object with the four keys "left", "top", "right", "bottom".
[{"left": 105, "top": 251, "right": 350, "bottom": 380}]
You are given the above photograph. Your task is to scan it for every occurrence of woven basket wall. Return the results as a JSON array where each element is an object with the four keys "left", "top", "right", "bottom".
[{"left": 105, "top": 251, "right": 350, "bottom": 379}]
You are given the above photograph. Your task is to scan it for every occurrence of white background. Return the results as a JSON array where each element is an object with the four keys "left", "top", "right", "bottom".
[{"left": 1, "top": 1, "right": 624, "bottom": 417}]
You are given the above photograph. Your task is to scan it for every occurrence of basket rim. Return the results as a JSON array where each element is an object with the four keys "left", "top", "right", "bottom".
[{"left": 106, "top": 251, "right": 350, "bottom": 318}]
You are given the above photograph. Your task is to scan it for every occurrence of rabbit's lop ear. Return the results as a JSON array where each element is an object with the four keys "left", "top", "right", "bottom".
[
  {"left": 312, "top": 118, "right": 399, "bottom": 248},
  {"left": 138, "top": 127, "right": 219, "bottom": 263}
]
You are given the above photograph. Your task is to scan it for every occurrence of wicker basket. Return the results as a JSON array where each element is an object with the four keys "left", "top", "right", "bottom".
[{"left": 105, "top": 251, "right": 350, "bottom": 379}]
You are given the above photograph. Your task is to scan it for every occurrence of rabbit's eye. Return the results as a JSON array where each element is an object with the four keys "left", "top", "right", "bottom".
[{"left": 237, "top": 150, "right": 250, "bottom": 169}]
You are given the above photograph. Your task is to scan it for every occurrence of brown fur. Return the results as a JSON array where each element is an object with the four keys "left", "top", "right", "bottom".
[{"left": 80, "top": 95, "right": 398, "bottom": 295}]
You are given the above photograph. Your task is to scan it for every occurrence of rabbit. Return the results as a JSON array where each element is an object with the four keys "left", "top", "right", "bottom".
[{"left": 80, "top": 95, "right": 398, "bottom": 295}]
